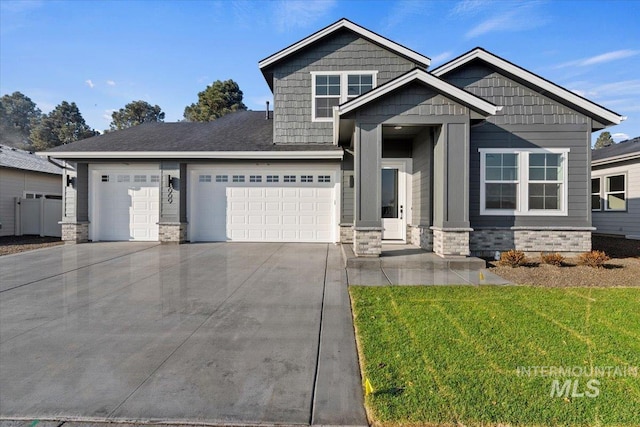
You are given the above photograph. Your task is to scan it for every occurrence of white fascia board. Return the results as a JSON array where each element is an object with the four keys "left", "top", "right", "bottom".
[
  {"left": 592, "top": 152, "right": 640, "bottom": 166},
  {"left": 337, "top": 69, "right": 500, "bottom": 116},
  {"left": 432, "top": 49, "right": 624, "bottom": 125},
  {"left": 39, "top": 151, "right": 344, "bottom": 160},
  {"left": 259, "top": 19, "right": 430, "bottom": 70}
]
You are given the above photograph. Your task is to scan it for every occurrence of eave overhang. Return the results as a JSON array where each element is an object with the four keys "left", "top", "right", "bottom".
[{"left": 39, "top": 150, "right": 344, "bottom": 160}]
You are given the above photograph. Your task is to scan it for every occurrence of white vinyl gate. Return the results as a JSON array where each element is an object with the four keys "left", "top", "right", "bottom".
[{"left": 16, "top": 197, "right": 62, "bottom": 237}]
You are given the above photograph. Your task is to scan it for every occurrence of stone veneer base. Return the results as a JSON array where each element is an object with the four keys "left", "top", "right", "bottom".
[
  {"left": 159, "top": 222, "right": 188, "bottom": 243},
  {"left": 431, "top": 227, "right": 471, "bottom": 257},
  {"left": 470, "top": 228, "right": 592, "bottom": 256},
  {"left": 61, "top": 221, "right": 89, "bottom": 243},
  {"left": 353, "top": 228, "right": 382, "bottom": 257},
  {"left": 409, "top": 225, "right": 433, "bottom": 251},
  {"left": 340, "top": 224, "right": 354, "bottom": 243}
]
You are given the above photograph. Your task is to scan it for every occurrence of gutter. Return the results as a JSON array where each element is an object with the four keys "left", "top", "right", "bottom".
[
  {"left": 37, "top": 150, "right": 345, "bottom": 160},
  {"left": 592, "top": 152, "right": 640, "bottom": 166},
  {"left": 46, "top": 156, "right": 67, "bottom": 169}
]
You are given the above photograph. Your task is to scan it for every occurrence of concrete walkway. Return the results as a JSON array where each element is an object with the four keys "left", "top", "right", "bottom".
[
  {"left": 0, "top": 242, "right": 366, "bottom": 426},
  {"left": 344, "top": 244, "right": 510, "bottom": 286}
]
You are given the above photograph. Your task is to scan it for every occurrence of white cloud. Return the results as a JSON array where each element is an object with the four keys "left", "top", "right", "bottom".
[
  {"left": 431, "top": 51, "right": 453, "bottom": 65},
  {"left": 103, "top": 109, "right": 117, "bottom": 122},
  {"left": 612, "top": 132, "right": 630, "bottom": 141},
  {"left": 555, "top": 50, "right": 639, "bottom": 69},
  {"left": 451, "top": 0, "right": 491, "bottom": 16},
  {"left": 106, "top": 80, "right": 116, "bottom": 86},
  {"left": 383, "top": 0, "right": 429, "bottom": 31},
  {"left": 85, "top": 79, "right": 95, "bottom": 89},
  {"left": 274, "top": 0, "right": 336, "bottom": 32},
  {"left": 464, "top": 1, "right": 548, "bottom": 39},
  {"left": 568, "top": 79, "right": 640, "bottom": 100}
]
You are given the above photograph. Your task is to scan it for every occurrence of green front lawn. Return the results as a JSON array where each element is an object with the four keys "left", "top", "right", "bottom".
[{"left": 350, "top": 286, "right": 640, "bottom": 426}]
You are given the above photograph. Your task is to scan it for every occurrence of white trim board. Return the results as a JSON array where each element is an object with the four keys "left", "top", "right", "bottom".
[
  {"left": 259, "top": 18, "right": 431, "bottom": 70},
  {"left": 337, "top": 68, "right": 501, "bottom": 117},
  {"left": 40, "top": 150, "right": 344, "bottom": 160},
  {"left": 432, "top": 48, "right": 625, "bottom": 126}
]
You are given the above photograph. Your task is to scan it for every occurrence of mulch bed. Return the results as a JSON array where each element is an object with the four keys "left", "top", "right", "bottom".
[
  {"left": 0, "top": 235, "right": 64, "bottom": 256},
  {"left": 488, "top": 235, "right": 640, "bottom": 287}
]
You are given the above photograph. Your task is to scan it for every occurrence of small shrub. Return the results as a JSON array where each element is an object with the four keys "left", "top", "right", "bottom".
[
  {"left": 540, "top": 252, "right": 565, "bottom": 267},
  {"left": 499, "top": 250, "right": 527, "bottom": 268},
  {"left": 578, "top": 250, "right": 610, "bottom": 268}
]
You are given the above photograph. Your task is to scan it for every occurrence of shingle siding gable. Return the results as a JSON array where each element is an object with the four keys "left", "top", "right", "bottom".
[
  {"left": 270, "top": 29, "right": 421, "bottom": 144},
  {"left": 442, "top": 62, "right": 590, "bottom": 126}
]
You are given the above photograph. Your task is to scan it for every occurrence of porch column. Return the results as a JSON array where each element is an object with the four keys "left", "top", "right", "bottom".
[
  {"left": 431, "top": 121, "right": 472, "bottom": 256},
  {"left": 159, "top": 161, "right": 187, "bottom": 243},
  {"left": 61, "top": 162, "right": 89, "bottom": 243},
  {"left": 353, "top": 123, "right": 382, "bottom": 256}
]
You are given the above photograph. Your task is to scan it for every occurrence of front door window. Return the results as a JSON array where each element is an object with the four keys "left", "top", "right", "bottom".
[{"left": 381, "top": 168, "right": 398, "bottom": 218}]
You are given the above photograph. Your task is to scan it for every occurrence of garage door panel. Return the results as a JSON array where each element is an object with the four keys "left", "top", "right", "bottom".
[
  {"left": 190, "top": 169, "right": 335, "bottom": 242},
  {"left": 94, "top": 171, "right": 159, "bottom": 241}
]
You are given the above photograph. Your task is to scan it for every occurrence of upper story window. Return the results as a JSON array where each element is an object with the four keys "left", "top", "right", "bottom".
[
  {"left": 480, "top": 148, "right": 569, "bottom": 216},
  {"left": 311, "top": 71, "right": 377, "bottom": 121}
]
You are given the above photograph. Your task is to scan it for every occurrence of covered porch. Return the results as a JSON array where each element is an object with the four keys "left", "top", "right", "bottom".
[{"left": 334, "top": 69, "right": 500, "bottom": 257}]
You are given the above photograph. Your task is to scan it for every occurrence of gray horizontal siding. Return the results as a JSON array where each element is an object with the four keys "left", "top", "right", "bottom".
[
  {"left": 441, "top": 62, "right": 592, "bottom": 228},
  {"left": 341, "top": 153, "right": 354, "bottom": 223},
  {"left": 469, "top": 124, "right": 591, "bottom": 228},
  {"left": 592, "top": 160, "right": 640, "bottom": 236},
  {"left": 271, "top": 29, "right": 420, "bottom": 145}
]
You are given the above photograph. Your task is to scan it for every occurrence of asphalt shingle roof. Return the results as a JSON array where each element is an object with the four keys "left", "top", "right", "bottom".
[
  {"left": 0, "top": 145, "right": 63, "bottom": 175},
  {"left": 592, "top": 137, "right": 640, "bottom": 161},
  {"left": 45, "top": 111, "right": 341, "bottom": 153}
]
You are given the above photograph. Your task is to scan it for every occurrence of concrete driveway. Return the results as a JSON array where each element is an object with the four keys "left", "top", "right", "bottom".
[{"left": 0, "top": 243, "right": 366, "bottom": 426}]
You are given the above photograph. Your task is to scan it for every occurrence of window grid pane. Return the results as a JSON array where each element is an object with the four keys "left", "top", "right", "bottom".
[
  {"left": 347, "top": 74, "right": 374, "bottom": 98},
  {"left": 605, "top": 175, "right": 626, "bottom": 210},
  {"left": 284, "top": 175, "right": 296, "bottom": 183},
  {"left": 301, "top": 175, "right": 313, "bottom": 182},
  {"left": 232, "top": 175, "right": 245, "bottom": 183},
  {"left": 199, "top": 175, "right": 212, "bottom": 183},
  {"left": 591, "top": 178, "right": 601, "bottom": 210},
  {"left": 529, "top": 183, "right": 560, "bottom": 210},
  {"left": 249, "top": 175, "right": 262, "bottom": 183},
  {"left": 215, "top": 175, "right": 228, "bottom": 182},
  {"left": 318, "top": 175, "right": 331, "bottom": 183}
]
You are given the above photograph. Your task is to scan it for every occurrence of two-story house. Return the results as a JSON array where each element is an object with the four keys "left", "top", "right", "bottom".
[{"left": 44, "top": 19, "right": 625, "bottom": 257}]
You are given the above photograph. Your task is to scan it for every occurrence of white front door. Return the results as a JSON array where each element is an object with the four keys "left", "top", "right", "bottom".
[{"left": 381, "top": 160, "right": 407, "bottom": 240}]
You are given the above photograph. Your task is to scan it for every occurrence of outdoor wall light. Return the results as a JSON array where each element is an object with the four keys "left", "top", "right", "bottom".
[{"left": 66, "top": 175, "right": 76, "bottom": 187}]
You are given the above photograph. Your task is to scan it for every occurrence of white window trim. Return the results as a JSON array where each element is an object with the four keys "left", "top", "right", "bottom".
[
  {"left": 603, "top": 173, "right": 627, "bottom": 212},
  {"left": 311, "top": 70, "right": 378, "bottom": 122},
  {"left": 479, "top": 148, "right": 569, "bottom": 216}
]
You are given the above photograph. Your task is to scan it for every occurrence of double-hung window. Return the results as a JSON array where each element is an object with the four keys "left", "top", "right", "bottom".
[
  {"left": 604, "top": 174, "right": 626, "bottom": 211},
  {"left": 312, "top": 71, "right": 376, "bottom": 121},
  {"left": 480, "top": 149, "right": 568, "bottom": 215}
]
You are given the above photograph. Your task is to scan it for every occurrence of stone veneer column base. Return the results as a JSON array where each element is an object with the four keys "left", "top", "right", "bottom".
[
  {"left": 430, "top": 226, "right": 471, "bottom": 257},
  {"left": 353, "top": 227, "right": 382, "bottom": 257},
  {"left": 61, "top": 221, "right": 89, "bottom": 243},
  {"left": 339, "top": 224, "right": 354, "bottom": 243},
  {"left": 409, "top": 225, "right": 433, "bottom": 251},
  {"left": 158, "top": 222, "right": 187, "bottom": 243},
  {"left": 470, "top": 227, "right": 593, "bottom": 256}
]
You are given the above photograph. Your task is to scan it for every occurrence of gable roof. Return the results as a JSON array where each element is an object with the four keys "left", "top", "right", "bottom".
[
  {"left": 592, "top": 137, "right": 640, "bottom": 165},
  {"left": 258, "top": 18, "right": 431, "bottom": 71},
  {"left": 41, "top": 111, "right": 342, "bottom": 160},
  {"left": 431, "top": 48, "right": 625, "bottom": 127},
  {"left": 0, "top": 144, "right": 62, "bottom": 175},
  {"left": 337, "top": 68, "right": 501, "bottom": 117}
]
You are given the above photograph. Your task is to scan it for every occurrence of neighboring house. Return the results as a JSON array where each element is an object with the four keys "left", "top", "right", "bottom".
[
  {"left": 43, "top": 19, "right": 625, "bottom": 257},
  {"left": 591, "top": 138, "right": 640, "bottom": 239},
  {"left": 0, "top": 144, "right": 63, "bottom": 237}
]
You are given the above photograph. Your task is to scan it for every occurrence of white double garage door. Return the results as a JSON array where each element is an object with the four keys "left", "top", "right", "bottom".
[{"left": 89, "top": 164, "right": 339, "bottom": 243}]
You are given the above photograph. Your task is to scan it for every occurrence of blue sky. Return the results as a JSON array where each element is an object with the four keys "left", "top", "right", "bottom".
[{"left": 1, "top": 0, "right": 639, "bottom": 144}]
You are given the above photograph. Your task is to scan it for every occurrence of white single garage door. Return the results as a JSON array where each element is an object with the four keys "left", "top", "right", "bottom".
[
  {"left": 92, "top": 171, "right": 160, "bottom": 241},
  {"left": 189, "top": 168, "right": 337, "bottom": 242}
]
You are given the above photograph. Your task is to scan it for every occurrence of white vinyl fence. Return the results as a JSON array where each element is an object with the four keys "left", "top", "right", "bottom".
[{"left": 15, "top": 197, "right": 62, "bottom": 237}]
